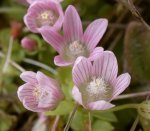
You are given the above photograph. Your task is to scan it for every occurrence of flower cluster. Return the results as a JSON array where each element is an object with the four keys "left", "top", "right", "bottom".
[{"left": 17, "top": 0, "right": 131, "bottom": 113}]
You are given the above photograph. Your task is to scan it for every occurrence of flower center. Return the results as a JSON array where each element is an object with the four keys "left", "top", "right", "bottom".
[
  {"left": 86, "top": 77, "right": 112, "bottom": 101},
  {"left": 36, "top": 10, "right": 58, "bottom": 28},
  {"left": 33, "top": 86, "right": 49, "bottom": 101},
  {"left": 63, "top": 40, "right": 88, "bottom": 61}
]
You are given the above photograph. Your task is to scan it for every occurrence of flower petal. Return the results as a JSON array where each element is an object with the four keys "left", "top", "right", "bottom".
[
  {"left": 17, "top": 83, "right": 34, "bottom": 102},
  {"left": 24, "top": 12, "right": 37, "bottom": 33},
  {"left": 63, "top": 5, "right": 83, "bottom": 42},
  {"left": 92, "top": 50, "right": 104, "bottom": 77},
  {"left": 83, "top": 19, "right": 108, "bottom": 51},
  {"left": 38, "top": 95, "right": 58, "bottom": 110},
  {"left": 101, "top": 51, "right": 118, "bottom": 82},
  {"left": 39, "top": 27, "right": 64, "bottom": 53},
  {"left": 52, "top": 1, "right": 64, "bottom": 31},
  {"left": 87, "top": 100, "right": 115, "bottom": 110},
  {"left": 36, "top": 71, "right": 64, "bottom": 95},
  {"left": 23, "top": 97, "right": 42, "bottom": 112},
  {"left": 112, "top": 73, "right": 131, "bottom": 99},
  {"left": 20, "top": 71, "right": 37, "bottom": 83},
  {"left": 72, "top": 57, "right": 92, "bottom": 88},
  {"left": 54, "top": 55, "right": 73, "bottom": 66},
  {"left": 72, "top": 86, "right": 83, "bottom": 105},
  {"left": 36, "top": 71, "right": 55, "bottom": 89},
  {"left": 88, "top": 47, "right": 104, "bottom": 61}
]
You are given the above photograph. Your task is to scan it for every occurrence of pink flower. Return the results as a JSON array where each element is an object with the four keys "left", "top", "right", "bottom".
[
  {"left": 40, "top": 5, "right": 108, "bottom": 66},
  {"left": 21, "top": 37, "right": 37, "bottom": 52},
  {"left": 24, "top": 0, "right": 64, "bottom": 33},
  {"left": 72, "top": 51, "right": 131, "bottom": 110},
  {"left": 17, "top": 71, "right": 64, "bottom": 112}
]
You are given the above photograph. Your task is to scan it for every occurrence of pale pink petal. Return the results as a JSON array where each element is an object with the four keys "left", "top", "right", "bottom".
[
  {"left": 87, "top": 100, "right": 115, "bottom": 110},
  {"left": 17, "top": 83, "right": 34, "bottom": 102},
  {"left": 24, "top": 13, "right": 37, "bottom": 33},
  {"left": 101, "top": 51, "right": 118, "bottom": 83},
  {"left": 112, "top": 73, "right": 131, "bottom": 99},
  {"left": 52, "top": 1, "right": 64, "bottom": 31},
  {"left": 63, "top": 5, "right": 83, "bottom": 42},
  {"left": 83, "top": 19, "right": 108, "bottom": 51},
  {"left": 36, "top": 71, "right": 63, "bottom": 93},
  {"left": 88, "top": 47, "right": 104, "bottom": 61},
  {"left": 20, "top": 71, "right": 37, "bottom": 83},
  {"left": 38, "top": 95, "right": 58, "bottom": 110},
  {"left": 54, "top": 55, "right": 73, "bottom": 66},
  {"left": 38, "top": 96, "right": 56, "bottom": 108},
  {"left": 92, "top": 51, "right": 104, "bottom": 77},
  {"left": 72, "top": 86, "right": 83, "bottom": 105},
  {"left": 39, "top": 27, "right": 64, "bottom": 53},
  {"left": 36, "top": 71, "right": 64, "bottom": 98},
  {"left": 72, "top": 57, "right": 92, "bottom": 88},
  {"left": 36, "top": 71, "right": 53, "bottom": 88},
  {"left": 23, "top": 97, "right": 42, "bottom": 112}
]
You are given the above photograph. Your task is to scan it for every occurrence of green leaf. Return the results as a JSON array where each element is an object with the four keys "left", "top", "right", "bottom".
[
  {"left": 93, "top": 120, "right": 114, "bottom": 131},
  {"left": 45, "top": 101, "right": 74, "bottom": 116},
  {"left": 92, "top": 112, "right": 118, "bottom": 122},
  {"left": 124, "top": 22, "right": 150, "bottom": 84},
  {"left": 71, "top": 110, "right": 88, "bottom": 131},
  {"left": 55, "top": 67, "right": 73, "bottom": 100}
]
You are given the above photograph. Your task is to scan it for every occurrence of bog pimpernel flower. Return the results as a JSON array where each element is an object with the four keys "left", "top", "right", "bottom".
[
  {"left": 17, "top": 71, "right": 64, "bottom": 112},
  {"left": 40, "top": 5, "right": 108, "bottom": 66},
  {"left": 24, "top": 0, "right": 64, "bottom": 33},
  {"left": 72, "top": 50, "right": 131, "bottom": 110}
]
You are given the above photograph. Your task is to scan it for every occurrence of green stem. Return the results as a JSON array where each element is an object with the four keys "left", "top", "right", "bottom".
[
  {"left": 2, "top": 36, "right": 14, "bottom": 73},
  {"left": 130, "top": 115, "right": 139, "bottom": 131},
  {"left": 64, "top": 103, "right": 78, "bottom": 131},
  {"left": 0, "top": 51, "right": 25, "bottom": 72},
  {"left": 88, "top": 112, "right": 92, "bottom": 131},
  {"left": 94, "top": 104, "right": 140, "bottom": 113},
  {"left": 23, "top": 58, "right": 57, "bottom": 75},
  {"left": 51, "top": 116, "right": 60, "bottom": 131},
  {"left": 114, "top": 91, "right": 150, "bottom": 100}
]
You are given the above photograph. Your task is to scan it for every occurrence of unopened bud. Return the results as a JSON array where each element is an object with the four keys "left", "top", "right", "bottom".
[{"left": 21, "top": 37, "right": 37, "bottom": 52}]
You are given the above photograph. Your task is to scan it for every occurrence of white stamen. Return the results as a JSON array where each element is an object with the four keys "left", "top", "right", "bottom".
[
  {"left": 36, "top": 10, "right": 58, "bottom": 27},
  {"left": 63, "top": 40, "right": 88, "bottom": 61},
  {"left": 33, "top": 86, "right": 49, "bottom": 101},
  {"left": 86, "top": 77, "right": 112, "bottom": 100},
  {"left": 69, "top": 40, "right": 85, "bottom": 56}
]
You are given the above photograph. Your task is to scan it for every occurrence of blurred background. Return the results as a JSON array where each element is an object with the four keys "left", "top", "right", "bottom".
[{"left": 0, "top": 0, "right": 150, "bottom": 131}]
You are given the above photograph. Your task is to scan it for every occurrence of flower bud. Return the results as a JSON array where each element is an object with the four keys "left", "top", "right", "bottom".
[{"left": 21, "top": 37, "right": 37, "bottom": 52}]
